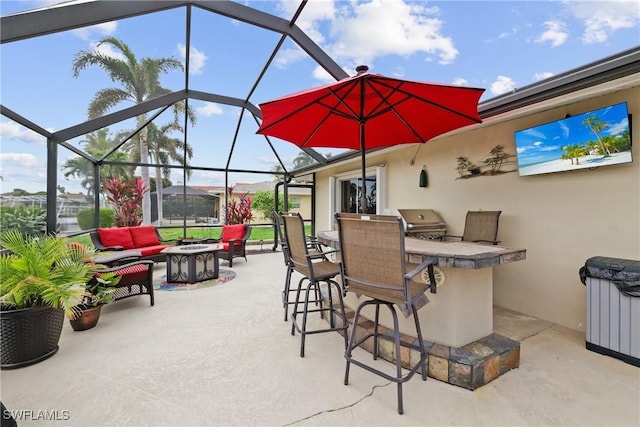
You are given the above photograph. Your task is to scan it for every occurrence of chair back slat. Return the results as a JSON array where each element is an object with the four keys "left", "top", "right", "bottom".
[
  {"left": 462, "top": 210, "right": 501, "bottom": 243},
  {"left": 336, "top": 213, "right": 407, "bottom": 305}
]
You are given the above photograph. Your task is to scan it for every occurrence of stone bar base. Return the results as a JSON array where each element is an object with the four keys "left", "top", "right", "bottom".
[{"left": 331, "top": 306, "right": 520, "bottom": 390}]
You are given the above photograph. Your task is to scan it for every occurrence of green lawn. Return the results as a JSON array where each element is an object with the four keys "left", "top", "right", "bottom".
[{"left": 68, "top": 224, "right": 309, "bottom": 248}]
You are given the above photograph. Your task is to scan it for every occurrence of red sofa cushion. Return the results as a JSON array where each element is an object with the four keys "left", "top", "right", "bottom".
[
  {"left": 98, "top": 227, "right": 135, "bottom": 250},
  {"left": 130, "top": 226, "right": 161, "bottom": 248},
  {"left": 221, "top": 224, "right": 245, "bottom": 242},
  {"left": 138, "top": 245, "right": 170, "bottom": 257}
]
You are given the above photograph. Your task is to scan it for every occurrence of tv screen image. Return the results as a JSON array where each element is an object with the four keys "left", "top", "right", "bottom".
[{"left": 515, "top": 102, "right": 632, "bottom": 176}]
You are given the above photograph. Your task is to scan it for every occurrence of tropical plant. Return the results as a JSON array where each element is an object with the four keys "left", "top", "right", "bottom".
[
  {"left": 0, "top": 230, "right": 95, "bottom": 319},
  {"left": 251, "top": 190, "right": 291, "bottom": 220},
  {"left": 225, "top": 186, "right": 253, "bottom": 225},
  {"left": 78, "top": 273, "right": 120, "bottom": 308},
  {"left": 146, "top": 122, "right": 193, "bottom": 225},
  {"left": 103, "top": 176, "right": 147, "bottom": 226},
  {"left": 73, "top": 37, "right": 195, "bottom": 224},
  {"left": 62, "top": 129, "right": 131, "bottom": 199},
  {"left": 292, "top": 151, "right": 316, "bottom": 169},
  {"left": 0, "top": 206, "right": 47, "bottom": 237}
]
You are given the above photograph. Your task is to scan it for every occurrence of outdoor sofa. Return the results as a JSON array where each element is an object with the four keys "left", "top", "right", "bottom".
[{"left": 90, "top": 225, "right": 175, "bottom": 263}]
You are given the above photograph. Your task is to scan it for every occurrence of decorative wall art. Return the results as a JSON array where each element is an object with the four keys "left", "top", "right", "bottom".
[{"left": 455, "top": 145, "right": 517, "bottom": 179}]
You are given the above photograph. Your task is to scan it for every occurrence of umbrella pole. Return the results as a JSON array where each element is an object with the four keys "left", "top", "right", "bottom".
[{"left": 360, "top": 122, "right": 367, "bottom": 214}]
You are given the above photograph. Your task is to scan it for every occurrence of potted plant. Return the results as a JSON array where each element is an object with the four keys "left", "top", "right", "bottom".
[
  {"left": 0, "top": 230, "right": 95, "bottom": 368},
  {"left": 68, "top": 271, "right": 120, "bottom": 331}
]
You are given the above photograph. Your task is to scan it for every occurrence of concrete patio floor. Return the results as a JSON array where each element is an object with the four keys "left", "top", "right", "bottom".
[{"left": 1, "top": 250, "right": 638, "bottom": 427}]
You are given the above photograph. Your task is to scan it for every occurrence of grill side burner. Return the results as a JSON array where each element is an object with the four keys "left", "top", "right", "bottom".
[{"left": 397, "top": 209, "right": 447, "bottom": 240}]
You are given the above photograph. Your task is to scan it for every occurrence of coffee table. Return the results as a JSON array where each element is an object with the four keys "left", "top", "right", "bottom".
[{"left": 161, "top": 244, "right": 223, "bottom": 283}]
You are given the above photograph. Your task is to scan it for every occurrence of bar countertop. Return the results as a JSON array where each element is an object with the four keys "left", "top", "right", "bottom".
[{"left": 317, "top": 230, "right": 526, "bottom": 269}]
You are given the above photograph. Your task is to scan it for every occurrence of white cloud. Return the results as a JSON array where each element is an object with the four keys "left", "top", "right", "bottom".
[
  {"left": 490, "top": 75, "right": 516, "bottom": 96},
  {"left": 311, "top": 65, "right": 336, "bottom": 83},
  {"left": 0, "top": 153, "right": 41, "bottom": 168},
  {"left": 534, "top": 72, "right": 554, "bottom": 81},
  {"left": 277, "top": 0, "right": 458, "bottom": 70},
  {"left": 564, "top": 0, "right": 639, "bottom": 44},
  {"left": 0, "top": 121, "right": 46, "bottom": 144},
  {"left": 274, "top": 46, "right": 308, "bottom": 69},
  {"left": 452, "top": 77, "right": 468, "bottom": 86},
  {"left": 196, "top": 103, "right": 223, "bottom": 116},
  {"left": 535, "top": 20, "right": 568, "bottom": 47},
  {"left": 178, "top": 43, "right": 207, "bottom": 75},
  {"left": 330, "top": 0, "right": 458, "bottom": 65},
  {"left": 72, "top": 21, "right": 117, "bottom": 41}
]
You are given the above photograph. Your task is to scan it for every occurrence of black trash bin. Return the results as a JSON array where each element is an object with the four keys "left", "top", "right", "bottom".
[{"left": 579, "top": 256, "right": 640, "bottom": 367}]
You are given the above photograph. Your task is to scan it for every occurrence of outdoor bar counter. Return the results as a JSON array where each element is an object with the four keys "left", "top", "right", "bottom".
[{"left": 317, "top": 230, "right": 527, "bottom": 348}]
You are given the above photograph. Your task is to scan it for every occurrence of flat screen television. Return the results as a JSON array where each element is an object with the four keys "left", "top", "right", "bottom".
[{"left": 515, "top": 101, "right": 632, "bottom": 176}]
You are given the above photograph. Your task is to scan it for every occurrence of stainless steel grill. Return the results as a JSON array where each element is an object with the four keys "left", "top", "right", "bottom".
[{"left": 397, "top": 209, "right": 447, "bottom": 240}]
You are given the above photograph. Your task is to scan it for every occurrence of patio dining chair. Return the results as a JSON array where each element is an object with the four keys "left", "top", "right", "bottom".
[
  {"left": 274, "top": 211, "right": 326, "bottom": 321},
  {"left": 445, "top": 210, "right": 502, "bottom": 245},
  {"left": 335, "top": 212, "right": 437, "bottom": 415},
  {"left": 280, "top": 212, "right": 348, "bottom": 357}
]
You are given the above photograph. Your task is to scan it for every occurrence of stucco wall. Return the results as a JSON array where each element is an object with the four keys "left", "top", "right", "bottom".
[{"left": 312, "top": 85, "right": 639, "bottom": 332}]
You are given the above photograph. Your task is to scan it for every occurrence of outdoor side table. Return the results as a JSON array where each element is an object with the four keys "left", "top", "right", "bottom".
[{"left": 161, "top": 244, "right": 223, "bottom": 283}]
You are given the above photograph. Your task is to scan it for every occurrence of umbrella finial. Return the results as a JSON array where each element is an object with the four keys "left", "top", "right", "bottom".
[{"left": 355, "top": 65, "right": 369, "bottom": 75}]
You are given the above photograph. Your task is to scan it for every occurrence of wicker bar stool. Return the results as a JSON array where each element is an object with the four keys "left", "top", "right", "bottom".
[
  {"left": 335, "top": 212, "right": 437, "bottom": 415},
  {"left": 281, "top": 212, "right": 348, "bottom": 357}
]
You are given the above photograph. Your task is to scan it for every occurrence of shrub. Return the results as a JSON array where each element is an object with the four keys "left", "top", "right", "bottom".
[
  {"left": 0, "top": 206, "right": 47, "bottom": 237},
  {"left": 76, "top": 208, "right": 115, "bottom": 230}
]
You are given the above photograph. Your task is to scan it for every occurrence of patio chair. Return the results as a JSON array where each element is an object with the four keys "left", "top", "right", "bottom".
[
  {"left": 274, "top": 211, "right": 326, "bottom": 321},
  {"left": 280, "top": 212, "right": 348, "bottom": 357},
  {"left": 91, "top": 260, "right": 155, "bottom": 306},
  {"left": 445, "top": 210, "right": 502, "bottom": 245},
  {"left": 335, "top": 212, "right": 437, "bottom": 415},
  {"left": 210, "top": 224, "right": 252, "bottom": 267}
]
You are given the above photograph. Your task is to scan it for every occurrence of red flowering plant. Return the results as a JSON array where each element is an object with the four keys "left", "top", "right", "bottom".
[
  {"left": 225, "top": 186, "right": 253, "bottom": 225},
  {"left": 103, "top": 177, "right": 148, "bottom": 227}
]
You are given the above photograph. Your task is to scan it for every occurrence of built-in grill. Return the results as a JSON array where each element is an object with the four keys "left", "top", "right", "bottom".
[{"left": 397, "top": 209, "right": 447, "bottom": 240}]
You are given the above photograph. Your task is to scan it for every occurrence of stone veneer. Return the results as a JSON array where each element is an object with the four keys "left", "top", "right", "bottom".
[{"left": 329, "top": 305, "right": 520, "bottom": 390}]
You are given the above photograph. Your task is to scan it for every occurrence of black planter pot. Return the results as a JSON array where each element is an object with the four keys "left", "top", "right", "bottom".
[
  {"left": 0, "top": 305, "right": 65, "bottom": 369},
  {"left": 69, "top": 305, "right": 102, "bottom": 331}
]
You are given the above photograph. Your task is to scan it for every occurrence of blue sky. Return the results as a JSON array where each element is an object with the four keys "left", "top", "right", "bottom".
[
  {"left": 0, "top": 0, "right": 638, "bottom": 195},
  {"left": 514, "top": 101, "right": 631, "bottom": 166}
]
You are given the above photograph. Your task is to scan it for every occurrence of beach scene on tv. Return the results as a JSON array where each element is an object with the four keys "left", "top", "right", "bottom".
[{"left": 515, "top": 102, "right": 632, "bottom": 176}]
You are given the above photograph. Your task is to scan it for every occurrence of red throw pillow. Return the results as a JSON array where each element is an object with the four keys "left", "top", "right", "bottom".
[
  {"left": 98, "top": 227, "right": 135, "bottom": 250},
  {"left": 221, "top": 224, "right": 245, "bottom": 242},
  {"left": 130, "top": 226, "right": 161, "bottom": 248}
]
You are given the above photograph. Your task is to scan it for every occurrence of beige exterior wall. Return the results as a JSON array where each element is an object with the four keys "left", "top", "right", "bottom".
[{"left": 312, "top": 84, "right": 639, "bottom": 333}]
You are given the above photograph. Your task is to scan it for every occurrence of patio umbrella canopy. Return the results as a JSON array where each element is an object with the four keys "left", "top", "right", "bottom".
[{"left": 257, "top": 65, "right": 485, "bottom": 212}]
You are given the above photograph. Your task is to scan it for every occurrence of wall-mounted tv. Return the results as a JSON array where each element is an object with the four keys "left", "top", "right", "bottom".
[{"left": 515, "top": 101, "right": 632, "bottom": 176}]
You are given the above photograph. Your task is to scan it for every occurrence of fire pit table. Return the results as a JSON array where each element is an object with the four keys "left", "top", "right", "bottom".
[{"left": 161, "top": 244, "right": 223, "bottom": 283}]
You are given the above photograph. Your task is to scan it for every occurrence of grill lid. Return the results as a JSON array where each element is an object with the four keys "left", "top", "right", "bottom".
[{"left": 397, "top": 209, "right": 446, "bottom": 229}]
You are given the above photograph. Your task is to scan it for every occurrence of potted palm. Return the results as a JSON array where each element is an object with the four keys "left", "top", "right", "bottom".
[{"left": 0, "top": 230, "right": 95, "bottom": 368}]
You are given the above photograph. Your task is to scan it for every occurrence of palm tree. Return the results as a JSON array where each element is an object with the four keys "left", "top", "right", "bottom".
[
  {"left": 63, "top": 129, "right": 130, "bottom": 198},
  {"left": 146, "top": 122, "right": 193, "bottom": 224},
  {"left": 583, "top": 115, "right": 612, "bottom": 157},
  {"left": 292, "top": 151, "right": 315, "bottom": 169},
  {"left": 72, "top": 37, "right": 188, "bottom": 224}
]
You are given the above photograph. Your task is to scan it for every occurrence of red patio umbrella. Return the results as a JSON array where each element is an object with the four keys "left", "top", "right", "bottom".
[{"left": 257, "top": 65, "right": 485, "bottom": 211}]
